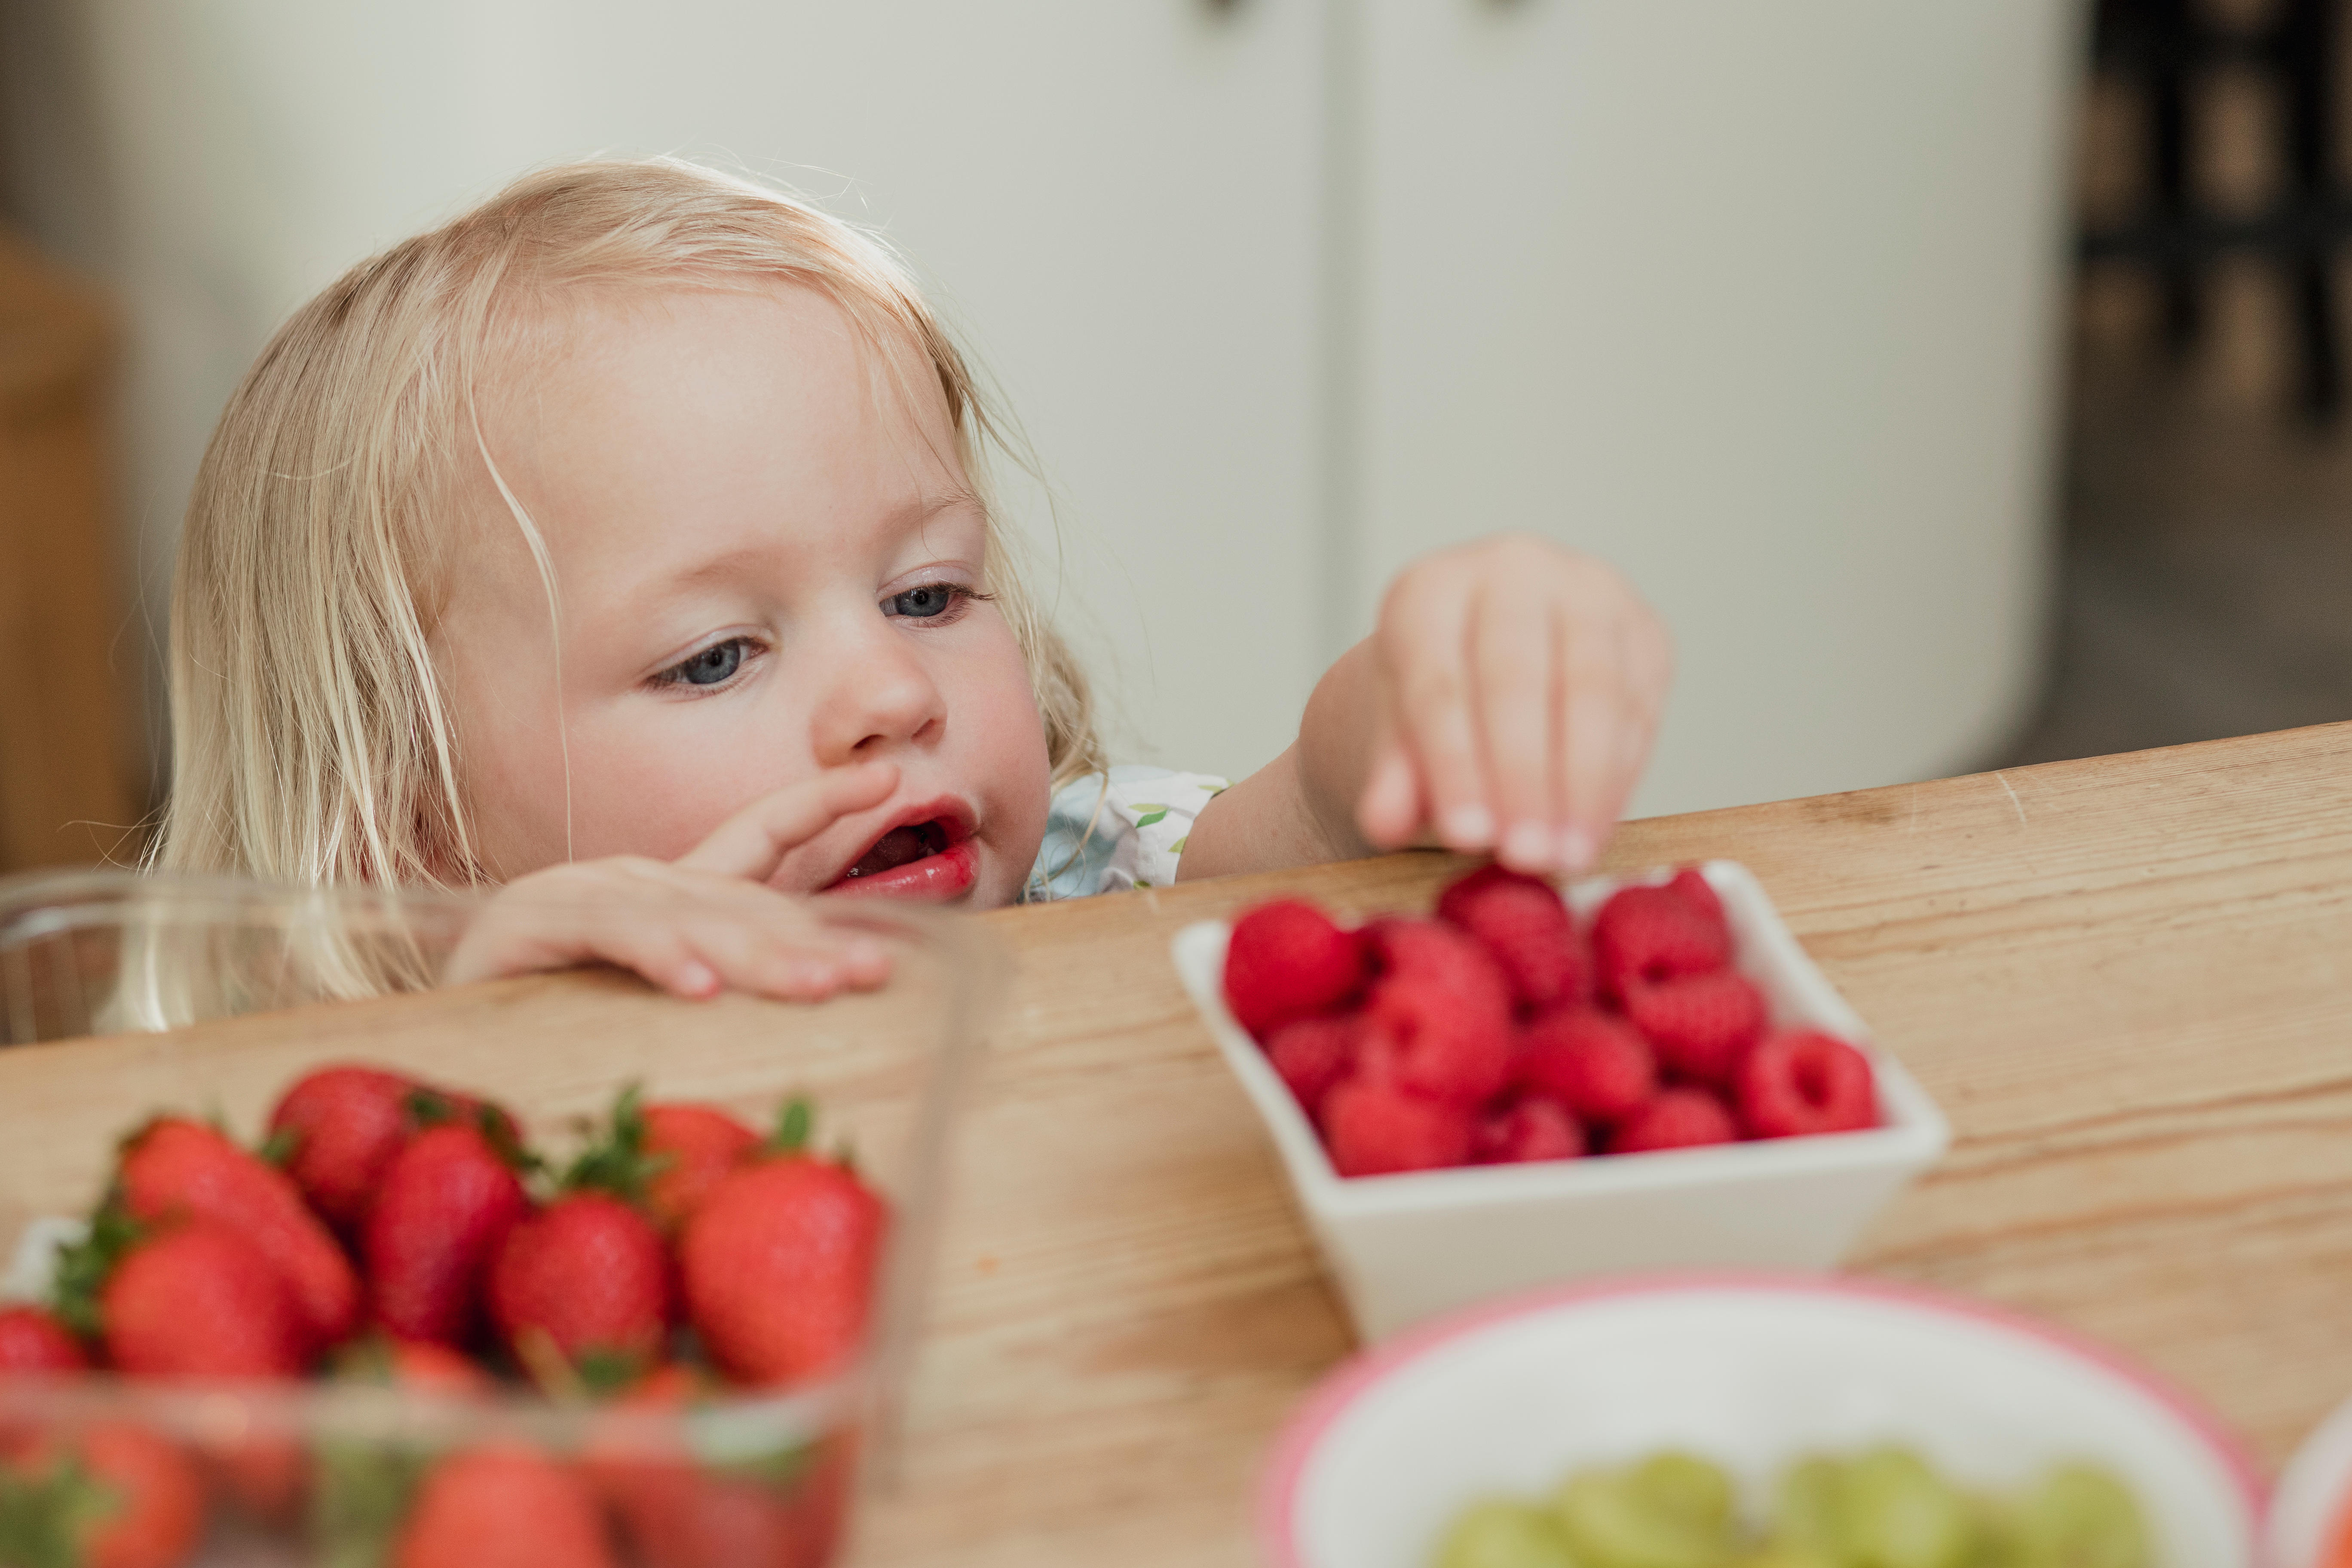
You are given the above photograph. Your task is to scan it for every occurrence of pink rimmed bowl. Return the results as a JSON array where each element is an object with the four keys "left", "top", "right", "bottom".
[{"left": 1262, "top": 1274, "right": 2263, "bottom": 1568}]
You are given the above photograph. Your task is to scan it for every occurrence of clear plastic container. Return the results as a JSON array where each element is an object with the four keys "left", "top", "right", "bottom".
[{"left": 0, "top": 868, "right": 1004, "bottom": 1568}]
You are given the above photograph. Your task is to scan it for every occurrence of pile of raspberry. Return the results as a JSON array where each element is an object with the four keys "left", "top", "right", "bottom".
[{"left": 1220, "top": 865, "right": 1878, "bottom": 1177}]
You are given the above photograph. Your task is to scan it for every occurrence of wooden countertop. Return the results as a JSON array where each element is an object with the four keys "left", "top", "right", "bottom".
[{"left": 4, "top": 722, "right": 2352, "bottom": 1565}]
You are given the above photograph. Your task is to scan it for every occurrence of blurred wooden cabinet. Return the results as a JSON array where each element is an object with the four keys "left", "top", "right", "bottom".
[{"left": 0, "top": 233, "right": 139, "bottom": 872}]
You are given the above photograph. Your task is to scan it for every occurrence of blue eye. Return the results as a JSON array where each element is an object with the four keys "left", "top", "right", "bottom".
[
  {"left": 885, "top": 583, "right": 962, "bottom": 619},
  {"left": 665, "top": 638, "right": 746, "bottom": 687}
]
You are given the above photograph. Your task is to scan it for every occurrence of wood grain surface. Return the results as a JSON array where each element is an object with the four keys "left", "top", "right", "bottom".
[{"left": 3, "top": 722, "right": 2350, "bottom": 1566}]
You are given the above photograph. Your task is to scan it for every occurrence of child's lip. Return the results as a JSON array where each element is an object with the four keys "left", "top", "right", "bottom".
[
  {"left": 819, "top": 795, "right": 979, "bottom": 897},
  {"left": 821, "top": 839, "right": 979, "bottom": 902}
]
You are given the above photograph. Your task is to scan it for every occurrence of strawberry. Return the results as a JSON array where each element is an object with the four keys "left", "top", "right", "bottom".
[
  {"left": 334, "top": 1336, "right": 493, "bottom": 1397},
  {"left": 364, "top": 1124, "right": 531, "bottom": 1348},
  {"left": 392, "top": 1445, "right": 617, "bottom": 1568},
  {"left": 267, "top": 1066, "right": 512, "bottom": 1235},
  {"left": 2, "top": 1423, "right": 205, "bottom": 1568},
  {"left": 1223, "top": 899, "right": 1369, "bottom": 1039},
  {"left": 489, "top": 1193, "right": 672, "bottom": 1386},
  {"left": 1470, "top": 1096, "right": 1584, "bottom": 1164},
  {"left": 1263, "top": 1014, "right": 1361, "bottom": 1118},
  {"left": 1623, "top": 969, "right": 1769, "bottom": 1085},
  {"left": 1320, "top": 1070, "right": 1473, "bottom": 1176},
  {"left": 98, "top": 1222, "right": 308, "bottom": 1378},
  {"left": 1362, "top": 920, "right": 1515, "bottom": 1104},
  {"left": 309, "top": 1340, "right": 494, "bottom": 1568},
  {"left": 1436, "top": 864, "right": 1588, "bottom": 1013},
  {"left": 118, "top": 1116, "right": 361, "bottom": 1354},
  {"left": 1738, "top": 1030, "right": 1879, "bottom": 1139},
  {"left": 641, "top": 1105, "right": 760, "bottom": 1231},
  {"left": 678, "top": 1102, "right": 888, "bottom": 1387},
  {"left": 1591, "top": 882, "right": 1731, "bottom": 999},
  {"left": 0, "top": 1306, "right": 86, "bottom": 1373},
  {"left": 1516, "top": 1008, "right": 1658, "bottom": 1126},
  {"left": 1611, "top": 1089, "right": 1740, "bottom": 1155},
  {"left": 592, "top": 1366, "right": 848, "bottom": 1568},
  {"left": 564, "top": 1087, "right": 759, "bottom": 1234}
]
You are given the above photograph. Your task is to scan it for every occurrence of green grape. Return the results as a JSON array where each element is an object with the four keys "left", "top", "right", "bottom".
[
  {"left": 1836, "top": 1449, "right": 1974, "bottom": 1568},
  {"left": 1733, "top": 1549, "right": 1845, "bottom": 1568},
  {"left": 2009, "top": 1464, "right": 2150, "bottom": 1568},
  {"left": 1436, "top": 1499, "right": 1584, "bottom": 1568},
  {"left": 1770, "top": 1457, "right": 1851, "bottom": 1557},
  {"left": 1630, "top": 1453, "right": 1737, "bottom": 1534},
  {"left": 1553, "top": 1471, "right": 1738, "bottom": 1568}
]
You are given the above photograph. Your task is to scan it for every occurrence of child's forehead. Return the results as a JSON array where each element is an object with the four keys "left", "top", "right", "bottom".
[{"left": 456, "top": 280, "right": 976, "bottom": 584}]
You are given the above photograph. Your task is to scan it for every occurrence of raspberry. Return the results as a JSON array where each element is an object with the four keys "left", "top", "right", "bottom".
[
  {"left": 1516, "top": 1008, "right": 1657, "bottom": 1125},
  {"left": 1737, "top": 1029, "right": 1878, "bottom": 1138},
  {"left": 1611, "top": 1089, "right": 1739, "bottom": 1155},
  {"left": 1591, "top": 883, "right": 1731, "bottom": 1000},
  {"left": 1624, "top": 969, "right": 1768, "bottom": 1085},
  {"left": 1321, "top": 1075, "right": 1473, "bottom": 1176},
  {"left": 1265, "top": 1014, "right": 1360, "bottom": 1118},
  {"left": 1435, "top": 864, "right": 1588, "bottom": 1013},
  {"left": 1470, "top": 1096, "right": 1585, "bottom": 1164},
  {"left": 1666, "top": 867, "right": 1727, "bottom": 938},
  {"left": 1363, "top": 920, "right": 1515, "bottom": 1104},
  {"left": 1223, "top": 899, "right": 1369, "bottom": 1039}
]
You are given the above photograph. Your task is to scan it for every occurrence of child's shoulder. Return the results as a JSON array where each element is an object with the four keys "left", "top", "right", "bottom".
[{"left": 1024, "top": 766, "right": 1229, "bottom": 902}]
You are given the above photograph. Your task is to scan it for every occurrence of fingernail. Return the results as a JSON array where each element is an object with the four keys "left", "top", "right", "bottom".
[
  {"left": 679, "top": 961, "right": 720, "bottom": 997},
  {"left": 1501, "top": 821, "right": 1552, "bottom": 871},
  {"left": 1558, "top": 826, "right": 1597, "bottom": 874},
  {"left": 1443, "top": 805, "right": 1495, "bottom": 849}
]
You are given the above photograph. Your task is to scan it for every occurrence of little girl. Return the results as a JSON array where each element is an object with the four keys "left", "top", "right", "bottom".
[{"left": 156, "top": 159, "right": 1671, "bottom": 1001}]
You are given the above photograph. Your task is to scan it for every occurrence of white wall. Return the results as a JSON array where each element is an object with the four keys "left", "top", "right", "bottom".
[
  {"left": 23, "top": 0, "right": 2080, "bottom": 820},
  {"left": 64, "top": 0, "right": 1329, "bottom": 783}
]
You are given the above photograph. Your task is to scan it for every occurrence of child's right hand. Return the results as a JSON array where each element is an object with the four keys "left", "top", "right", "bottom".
[{"left": 442, "top": 763, "right": 900, "bottom": 1001}]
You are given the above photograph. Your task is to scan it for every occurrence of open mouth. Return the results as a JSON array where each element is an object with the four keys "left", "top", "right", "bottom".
[
  {"left": 824, "top": 808, "right": 980, "bottom": 901},
  {"left": 839, "top": 820, "right": 952, "bottom": 883}
]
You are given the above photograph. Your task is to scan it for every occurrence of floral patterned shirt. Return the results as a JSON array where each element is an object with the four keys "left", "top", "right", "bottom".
[{"left": 1022, "top": 766, "right": 1231, "bottom": 901}]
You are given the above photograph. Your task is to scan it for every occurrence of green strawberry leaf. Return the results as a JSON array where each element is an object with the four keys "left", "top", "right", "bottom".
[
  {"left": 768, "top": 1096, "right": 815, "bottom": 1157},
  {"left": 562, "top": 1083, "right": 673, "bottom": 1206},
  {"left": 1133, "top": 807, "right": 1170, "bottom": 828},
  {"left": 48, "top": 1189, "right": 141, "bottom": 1338},
  {"left": 574, "top": 1346, "right": 649, "bottom": 1399},
  {"left": 257, "top": 1125, "right": 302, "bottom": 1168}
]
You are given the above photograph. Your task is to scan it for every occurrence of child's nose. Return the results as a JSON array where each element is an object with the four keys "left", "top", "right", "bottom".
[{"left": 808, "top": 617, "right": 947, "bottom": 764}]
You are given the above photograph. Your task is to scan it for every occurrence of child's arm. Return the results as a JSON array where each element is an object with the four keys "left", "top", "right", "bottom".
[
  {"left": 1178, "top": 536, "right": 1671, "bottom": 881},
  {"left": 442, "top": 762, "right": 901, "bottom": 1000}
]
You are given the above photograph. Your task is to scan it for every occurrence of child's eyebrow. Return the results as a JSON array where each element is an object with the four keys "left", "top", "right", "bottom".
[{"left": 626, "top": 488, "right": 988, "bottom": 605}]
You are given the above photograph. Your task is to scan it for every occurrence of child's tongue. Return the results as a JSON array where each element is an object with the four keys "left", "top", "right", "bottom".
[{"left": 845, "top": 824, "right": 934, "bottom": 882}]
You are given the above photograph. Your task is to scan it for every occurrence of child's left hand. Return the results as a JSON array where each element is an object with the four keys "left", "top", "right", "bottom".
[{"left": 1181, "top": 534, "right": 1671, "bottom": 883}]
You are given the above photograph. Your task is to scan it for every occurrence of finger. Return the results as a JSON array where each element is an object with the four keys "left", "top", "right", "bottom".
[
  {"left": 1470, "top": 580, "right": 1562, "bottom": 873},
  {"left": 1558, "top": 614, "right": 1630, "bottom": 874},
  {"left": 453, "top": 905, "right": 723, "bottom": 1000},
  {"left": 678, "top": 762, "right": 898, "bottom": 880},
  {"left": 1381, "top": 572, "right": 1492, "bottom": 851},
  {"left": 658, "top": 893, "right": 894, "bottom": 1001},
  {"left": 1355, "top": 709, "right": 1424, "bottom": 850},
  {"left": 1602, "top": 616, "right": 1673, "bottom": 832}
]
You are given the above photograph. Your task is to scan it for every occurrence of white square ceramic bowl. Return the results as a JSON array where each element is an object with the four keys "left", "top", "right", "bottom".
[
  {"left": 1170, "top": 861, "right": 1951, "bottom": 1341},
  {"left": 1261, "top": 1277, "right": 2260, "bottom": 1568}
]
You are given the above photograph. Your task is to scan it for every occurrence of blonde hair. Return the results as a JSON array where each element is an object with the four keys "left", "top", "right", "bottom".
[{"left": 156, "top": 158, "right": 1102, "bottom": 889}]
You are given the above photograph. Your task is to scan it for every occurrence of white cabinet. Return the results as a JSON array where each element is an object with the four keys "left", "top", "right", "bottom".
[
  {"left": 66, "top": 0, "right": 2081, "bottom": 809},
  {"left": 1352, "top": 0, "right": 2082, "bottom": 815}
]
